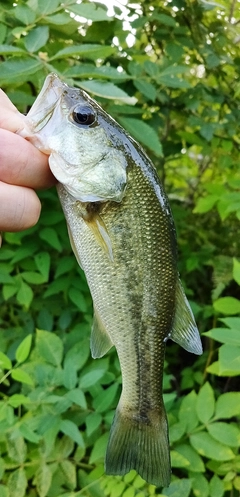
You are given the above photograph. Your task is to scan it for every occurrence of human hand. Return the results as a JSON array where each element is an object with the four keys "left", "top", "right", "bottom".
[{"left": 0, "top": 89, "right": 56, "bottom": 244}]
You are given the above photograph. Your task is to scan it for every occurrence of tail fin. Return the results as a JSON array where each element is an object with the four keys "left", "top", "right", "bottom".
[{"left": 105, "top": 404, "right": 171, "bottom": 488}]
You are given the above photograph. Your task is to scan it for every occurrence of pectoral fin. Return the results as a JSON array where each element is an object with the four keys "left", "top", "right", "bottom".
[
  {"left": 171, "top": 279, "right": 203, "bottom": 355},
  {"left": 91, "top": 308, "right": 113, "bottom": 358},
  {"left": 87, "top": 214, "right": 114, "bottom": 262}
]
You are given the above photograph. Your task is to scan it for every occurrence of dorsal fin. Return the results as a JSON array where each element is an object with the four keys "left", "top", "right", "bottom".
[{"left": 170, "top": 279, "right": 203, "bottom": 355}]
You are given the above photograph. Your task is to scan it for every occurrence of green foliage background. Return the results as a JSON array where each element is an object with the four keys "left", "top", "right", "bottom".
[{"left": 0, "top": 0, "right": 240, "bottom": 496}]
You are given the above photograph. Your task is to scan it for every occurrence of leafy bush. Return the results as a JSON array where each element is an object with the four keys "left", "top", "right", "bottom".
[{"left": 0, "top": 0, "right": 239, "bottom": 496}]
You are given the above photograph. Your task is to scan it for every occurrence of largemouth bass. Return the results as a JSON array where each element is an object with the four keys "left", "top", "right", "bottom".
[{"left": 19, "top": 74, "right": 202, "bottom": 487}]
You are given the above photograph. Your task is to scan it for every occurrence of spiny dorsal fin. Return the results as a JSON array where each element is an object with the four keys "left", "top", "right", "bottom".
[
  {"left": 91, "top": 308, "right": 113, "bottom": 358},
  {"left": 170, "top": 279, "right": 203, "bottom": 355}
]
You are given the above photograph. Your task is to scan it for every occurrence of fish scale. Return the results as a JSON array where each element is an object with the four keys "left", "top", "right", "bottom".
[{"left": 19, "top": 73, "right": 203, "bottom": 488}]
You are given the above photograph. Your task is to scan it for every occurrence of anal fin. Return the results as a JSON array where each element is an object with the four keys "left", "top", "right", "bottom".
[
  {"left": 170, "top": 279, "right": 203, "bottom": 355},
  {"left": 91, "top": 308, "right": 113, "bottom": 358}
]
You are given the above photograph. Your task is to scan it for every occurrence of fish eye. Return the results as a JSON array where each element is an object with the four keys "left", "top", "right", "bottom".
[{"left": 71, "top": 104, "right": 96, "bottom": 126}]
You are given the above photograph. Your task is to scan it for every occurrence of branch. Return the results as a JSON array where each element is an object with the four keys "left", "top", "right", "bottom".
[{"left": 228, "top": 0, "right": 237, "bottom": 23}]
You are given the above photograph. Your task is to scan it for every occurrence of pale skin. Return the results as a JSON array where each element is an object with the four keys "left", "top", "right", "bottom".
[{"left": 0, "top": 89, "right": 56, "bottom": 245}]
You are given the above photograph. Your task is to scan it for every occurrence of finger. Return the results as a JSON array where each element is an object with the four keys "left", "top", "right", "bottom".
[
  {"left": 0, "top": 129, "right": 56, "bottom": 189},
  {"left": 0, "top": 89, "right": 27, "bottom": 133},
  {"left": 0, "top": 181, "right": 41, "bottom": 231}
]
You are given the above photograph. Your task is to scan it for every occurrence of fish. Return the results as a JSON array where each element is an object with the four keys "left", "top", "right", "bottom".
[{"left": 18, "top": 73, "right": 202, "bottom": 487}]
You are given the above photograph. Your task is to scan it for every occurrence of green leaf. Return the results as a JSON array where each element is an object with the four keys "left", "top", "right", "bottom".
[
  {"left": 79, "top": 359, "right": 109, "bottom": 389},
  {"left": 24, "top": 26, "right": 49, "bottom": 52},
  {"left": 162, "top": 478, "right": 191, "bottom": 497},
  {"left": 233, "top": 257, "right": 240, "bottom": 285},
  {"left": 19, "top": 423, "right": 41, "bottom": 444},
  {"left": 15, "top": 334, "right": 32, "bottom": 364},
  {"left": 179, "top": 390, "right": 199, "bottom": 432},
  {"left": 178, "top": 131, "right": 205, "bottom": 147},
  {"left": 0, "top": 485, "right": 9, "bottom": 497},
  {"left": 0, "top": 44, "right": 26, "bottom": 55},
  {"left": 37, "top": 0, "right": 60, "bottom": 15},
  {"left": 21, "top": 271, "right": 47, "bottom": 284},
  {"left": 2, "top": 283, "right": 17, "bottom": 301},
  {"left": 194, "top": 195, "right": 219, "bottom": 213},
  {"left": 39, "top": 227, "right": 62, "bottom": 251},
  {"left": 170, "top": 450, "right": 189, "bottom": 468},
  {"left": 213, "top": 297, "right": 240, "bottom": 315},
  {"left": 0, "top": 351, "right": 12, "bottom": 370},
  {"left": 33, "top": 463, "right": 52, "bottom": 497},
  {"left": 157, "top": 74, "right": 191, "bottom": 89},
  {"left": 34, "top": 252, "right": 51, "bottom": 280},
  {"left": 209, "top": 475, "right": 224, "bottom": 497},
  {"left": 89, "top": 432, "right": 109, "bottom": 464},
  {"left": 60, "top": 420, "right": 84, "bottom": 447},
  {"left": 77, "top": 80, "right": 137, "bottom": 104},
  {"left": 16, "top": 280, "right": 33, "bottom": 308},
  {"left": 190, "top": 432, "right": 235, "bottom": 461},
  {"left": 215, "top": 392, "right": 240, "bottom": 419},
  {"left": 14, "top": 5, "right": 36, "bottom": 24},
  {"left": 36, "top": 329, "right": 63, "bottom": 367},
  {"left": 220, "top": 317, "right": 240, "bottom": 328},
  {"left": 200, "top": 123, "right": 215, "bottom": 141},
  {"left": 122, "top": 486, "right": 135, "bottom": 497},
  {"left": 0, "top": 459, "right": 4, "bottom": 481},
  {"left": 157, "top": 65, "right": 190, "bottom": 77},
  {"left": 207, "top": 422, "right": 240, "bottom": 447},
  {"left": 63, "top": 360, "right": 77, "bottom": 390},
  {"left": 68, "top": 287, "right": 88, "bottom": 313},
  {"left": 64, "top": 340, "right": 90, "bottom": 372},
  {"left": 60, "top": 460, "right": 76, "bottom": 490},
  {"left": 55, "top": 256, "right": 75, "bottom": 278},
  {"left": 43, "top": 276, "right": 69, "bottom": 298},
  {"left": 92, "top": 383, "right": 118, "bottom": 413},
  {"left": 68, "top": 3, "right": 110, "bottom": 21},
  {"left": 45, "top": 12, "right": 72, "bottom": 25},
  {"left": 86, "top": 412, "right": 102, "bottom": 437},
  {"left": 7, "top": 468, "right": 27, "bottom": 497},
  {"left": 204, "top": 327, "right": 240, "bottom": 346},
  {"left": 169, "top": 420, "right": 186, "bottom": 443},
  {"left": 57, "top": 436, "right": 74, "bottom": 458},
  {"left": 133, "top": 79, "right": 157, "bottom": 101},
  {"left": 174, "top": 444, "right": 205, "bottom": 472},
  {"left": 11, "top": 369, "right": 34, "bottom": 386},
  {"left": 0, "top": 59, "right": 42, "bottom": 84},
  {"left": 64, "top": 64, "right": 130, "bottom": 81},
  {"left": 190, "top": 473, "right": 209, "bottom": 497},
  {"left": 7, "top": 435, "right": 27, "bottom": 463},
  {"left": 219, "top": 344, "right": 240, "bottom": 375},
  {"left": 8, "top": 394, "right": 30, "bottom": 408},
  {"left": 196, "top": 382, "right": 215, "bottom": 424},
  {"left": 0, "top": 22, "right": 7, "bottom": 44},
  {"left": 118, "top": 117, "right": 163, "bottom": 156},
  {"left": 51, "top": 44, "right": 116, "bottom": 61},
  {"left": 153, "top": 13, "right": 177, "bottom": 27},
  {"left": 65, "top": 389, "right": 87, "bottom": 409}
]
